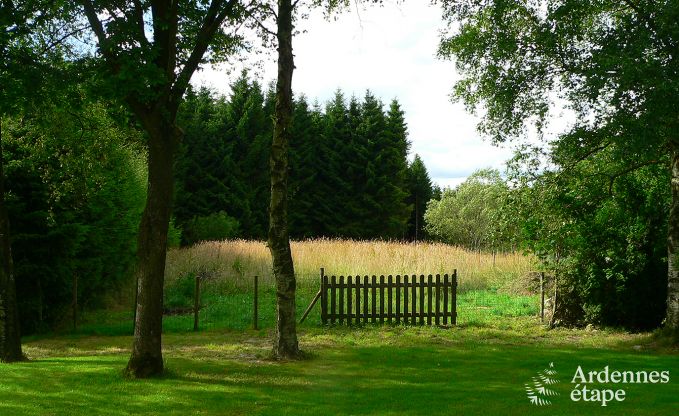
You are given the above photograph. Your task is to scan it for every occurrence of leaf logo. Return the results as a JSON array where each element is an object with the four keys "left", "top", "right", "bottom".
[{"left": 525, "top": 362, "right": 560, "bottom": 406}]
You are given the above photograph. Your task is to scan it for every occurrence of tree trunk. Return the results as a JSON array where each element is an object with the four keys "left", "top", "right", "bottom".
[
  {"left": 269, "top": 0, "right": 299, "bottom": 359},
  {"left": 0, "top": 117, "right": 24, "bottom": 363},
  {"left": 666, "top": 148, "right": 679, "bottom": 332},
  {"left": 124, "top": 120, "right": 177, "bottom": 377}
]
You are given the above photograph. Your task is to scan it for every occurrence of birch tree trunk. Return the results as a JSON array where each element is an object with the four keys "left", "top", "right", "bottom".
[{"left": 269, "top": 0, "right": 299, "bottom": 359}]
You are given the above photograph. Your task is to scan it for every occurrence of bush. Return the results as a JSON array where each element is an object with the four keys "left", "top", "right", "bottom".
[
  {"left": 424, "top": 169, "right": 518, "bottom": 251},
  {"left": 182, "top": 211, "right": 240, "bottom": 245},
  {"left": 516, "top": 152, "right": 668, "bottom": 330}
]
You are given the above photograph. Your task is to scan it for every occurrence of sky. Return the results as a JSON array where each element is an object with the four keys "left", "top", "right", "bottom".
[{"left": 192, "top": 1, "right": 516, "bottom": 189}]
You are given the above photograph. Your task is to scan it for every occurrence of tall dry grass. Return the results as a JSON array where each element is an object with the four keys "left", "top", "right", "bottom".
[{"left": 165, "top": 238, "right": 537, "bottom": 293}]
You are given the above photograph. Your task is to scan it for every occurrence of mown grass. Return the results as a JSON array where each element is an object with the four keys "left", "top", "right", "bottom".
[{"left": 3, "top": 321, "right": 677, "bottom": 416}]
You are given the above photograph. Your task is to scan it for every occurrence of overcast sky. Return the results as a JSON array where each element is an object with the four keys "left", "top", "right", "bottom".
[{"left": 193, "top": 1, "right": 516, "bottom": 189}]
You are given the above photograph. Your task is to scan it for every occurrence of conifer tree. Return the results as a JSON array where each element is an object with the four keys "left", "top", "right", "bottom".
[
  {"left": 288, "top": 95, "right": 319, "bottom": 238},
  {"left": 383, "top": 99, "right": 412, "bottom": 238},
  {"left": 338, "top": 96, "right": 369, "bottom": 237},
  {"left": 406, "top": 154, "right": 434, "bottom": 241},
  {"left": 357, "top": 91, "right": 388, "bottom": 238}
]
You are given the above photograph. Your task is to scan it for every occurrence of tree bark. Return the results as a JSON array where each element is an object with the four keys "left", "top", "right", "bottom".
[
  {"left": 269, "top": 0, "right": 299, "bottom": 359},
  {"left": 0, "top": 117, "right": 24, "bottom": 363},
  {"left": 124, "top": 119, "right": 178, "bottom": 377},
  {"left": 666, "top": 147, "right": 679, "bottom": 332}
]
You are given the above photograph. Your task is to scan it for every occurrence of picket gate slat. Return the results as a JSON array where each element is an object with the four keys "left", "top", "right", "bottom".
[{"left": 403, "top": 275, "right": 409, "bottom": 324}]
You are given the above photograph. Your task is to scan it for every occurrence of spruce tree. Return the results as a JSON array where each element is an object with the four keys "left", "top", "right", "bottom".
[
  {"left": 383, "top": 99, "right": 412, "bottom": 238},
  {"left": 357, "top": 91, "right": 388, "bottom": 238},
  {"left": 406, "top": 154, "right": 434, "bottom": 241},
  {"left": 339, "top": 96, "right": 369, "bottom": 238},
  {"left": 316, "top": 90, "right": 352, "bottom": 236},
  {"left": 288, "top": 94, "right": 318, "bottom": 238}
]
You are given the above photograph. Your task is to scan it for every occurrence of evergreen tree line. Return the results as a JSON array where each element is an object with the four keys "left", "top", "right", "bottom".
[{"left": 174, "top": 72, "right": 437, "bottom": 244}]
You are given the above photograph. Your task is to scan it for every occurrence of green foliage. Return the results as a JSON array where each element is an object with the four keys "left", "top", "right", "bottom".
[
  {"left": 4, "top": 101, "right": 145, "bottom": 333},
  {"left": 406, "top": 154, "right": 434, "bottom": 240},
  {"left": 182, "top": 212, "right": 240, "bottom": 246},
  {"left": 174, "top": 75, "right": 271, "bottom": 241},
  {"left": 175, "top": 78, "right": 425, "bottom": 241},
  {"left": 424, "top": 169, "right": 517, "bottom": 251},
  {"left": 510, "top": 147, "right": 669, "bottom": 329},
  {"left": 438, "top": 0, "right": 679, "bottom": 329},
  {"left": 167, "top": 217, "right": 182, "bottom": 249}
]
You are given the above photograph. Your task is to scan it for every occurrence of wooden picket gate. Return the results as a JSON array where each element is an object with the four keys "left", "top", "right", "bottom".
[{"left": 319, "top": 270, "right": 457, "bottom": 326}]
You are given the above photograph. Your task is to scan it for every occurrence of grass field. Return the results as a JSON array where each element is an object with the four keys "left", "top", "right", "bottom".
[
  {"left": 33, "top": 240, "right": 538, "bottom": 337},
  {"left": 164, "top": 239, "right": 535, "bottom": 292},
  {"left": 2, "top": 320, "right": 677, "bottom": 415},
  {"left": 4, "top": 240, "right": 676, "bottom": 415}
]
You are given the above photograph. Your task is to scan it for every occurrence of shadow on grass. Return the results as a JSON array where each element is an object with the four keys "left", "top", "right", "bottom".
[{"left": 5, "top": 329, "right": 679, "bottom": 416}]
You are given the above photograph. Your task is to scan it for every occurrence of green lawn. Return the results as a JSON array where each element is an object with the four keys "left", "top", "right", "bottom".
[{"left": 2, "top": 318, "right": 677, "bottom": 415}]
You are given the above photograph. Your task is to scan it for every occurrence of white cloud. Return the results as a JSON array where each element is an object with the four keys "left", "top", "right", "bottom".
[{"left": 192, "top": 1, "right": 515, "bottom": 187}]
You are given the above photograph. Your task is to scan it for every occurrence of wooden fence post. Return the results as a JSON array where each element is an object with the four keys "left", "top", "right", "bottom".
[
  {"left": 452, "top": 269, "right": 458, "bottom": 325},
  {"left": 347, "top": 276, "right": 353, "bottom": 325},
  {"left": 339, "top": 276, "right": 345, "bottom": 325},
  {"left": 396, "top": 275, "right": 401, "bottom": 324},
  {"left": 252, "top": 275, "right": 258, "bottom": 330},
  {"left": 540, "top": 272, "right": 545, "bottom": 323},
  {"left": 435, "top": 274, "right": 441, "bottom": 326},
  {"left": 194, "top": 273, "right": 201, "bottom": 332},
  {"left": 404, "top": 275, "right": 409, "bottom": 324},
  {"left": 373, "top": 276, "right": 379, "bottom": 323},
  {"left": 443, "top": 274, "right": 449, "bottom": 325},
  {"left": 72, "top": 274, "right": 78, "bottom": 331},
  {"left": 355, "top": 275, "right": 360, "bottom": 325},
  {"left": 387, "top": 275, "right": 393, "bottom": 324},
  {"left": 427, "top": 275, "right": 433, "bottom": 325},
  {"left": 330, "top": 275, "right": 336, "bottom": 324},
  {"left": 320, "top": 268, "right": 328, "bottom": 325},
  {"left": 419, "top": 275, "right": 425, "bottom": 325},
  {"left": 379, "top": 275, "right": 385, "bottom": 324}
]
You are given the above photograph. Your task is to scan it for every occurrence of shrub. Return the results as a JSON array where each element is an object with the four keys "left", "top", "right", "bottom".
[{"left": 182, "top": 211, "right": 240, "bottom": 245}]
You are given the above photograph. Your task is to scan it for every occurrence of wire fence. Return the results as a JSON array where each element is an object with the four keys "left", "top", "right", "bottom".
[{"left": 75, "top": 270, "right": 553, "bottom": 335}]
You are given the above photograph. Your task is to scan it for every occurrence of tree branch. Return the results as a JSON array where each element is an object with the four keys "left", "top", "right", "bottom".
[
  {"left": 243, "top": 7, "right": 276, "bottom": 37},
  {"left": 39, "top": 24, "right": 90, "bottom": 54},
  {"left": 131, "top": 0, "right": 150, "bottom": 48},
  {"left": 608, "top": 159, "right": 662, "bottom": 195},
  {"left": 79, "top": 0, "right": 113, "bottom": 60},
  {"left": 170, "top": 0, "right": 239, "bottom": 112},
  {"left": 150, "top": 0, "right": 172, "bottom": 82}
]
